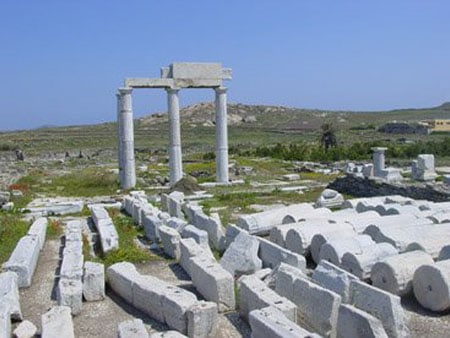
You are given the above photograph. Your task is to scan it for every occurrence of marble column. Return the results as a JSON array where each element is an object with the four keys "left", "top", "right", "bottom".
[
  {"left": 116, "top": 92, "right": 123, "bottom": 185},
  {"left": 167, "top": 88, "right": 183, "bottom": 184},
  {"left": 372, "top": 147, "right": 387, "bottom": 177},
  {"left": 118, "top": 87, "right": 136, "bottom": 189},
  {"left": 215, "top": 87, "right": 229, "bottom": 183}
]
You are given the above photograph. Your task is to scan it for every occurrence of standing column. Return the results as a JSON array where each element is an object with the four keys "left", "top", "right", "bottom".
[
  {"left": 167, "top": 88, "right": 183, "bottom": 184},
  {"left": 215, "top": 87, "right": 229, "bottom": 183},
  {"left": 372, "top": 147, "right": 387, "bottom": 177},
  {"left": 119, "top": 87, "right": 136, "bottom": 189},
  {"left": 116, "top": 92, "right": 123, "bottom": 185}
]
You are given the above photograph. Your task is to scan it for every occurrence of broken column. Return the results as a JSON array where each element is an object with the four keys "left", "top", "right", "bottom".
[
  {"left": 118, "top": 87, "right": 136, "bottom": 189},
  {"left": 215, "top": 86, "right": 229, "bottom": 183},
  {"left": 372, "top": 147, "right": 387, "bottom": 177},
  {"left": 167, "top": 88, "right": 183, "bottom": 184}
]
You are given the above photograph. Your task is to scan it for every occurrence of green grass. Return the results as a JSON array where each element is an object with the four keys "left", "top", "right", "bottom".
[
  {"left": 47, "top": 219, "right": 64, "bottom": 239},
  {"left": 96, "top": 209, "right": 162, "bottom": 267},
  {"left": 0, "top": 214, "right": 29, "bottom": 264}
]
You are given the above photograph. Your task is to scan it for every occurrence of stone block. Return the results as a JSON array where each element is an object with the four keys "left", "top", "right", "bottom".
[
  {"left": 223, "top": 223, "right": 248, "bottom": 249},
  {"left": 132, "top": 275, "right": 166, "bottom": 323},
  {"left": 169, "top": 62, "right": 223, "bottom": 80},
  {"left": 60, "top": 250, "right": 84, "bottom": 281},
  {"left": 349, "top": 280, "right": 409, "bottom": 338},
  {"left": 312, "top": 260, "right": 359, "bottom": 303},
  {"left": 258, "top": 237, "right": 306, "bottom": 270},
  {"left": 181, "top": 225, "right": 209, "bottom": 249},
  {"left": 249, "top": 306, "right": 321, "bottom": 338},
  {"left": 238, "top": 275, "right": 297, "bottom": 322},
  {"left": 57, "top": 278, "right": 82, "bottom": 315},
  {"left": 83, "top": 261, "right": 105, "bottom": 301},
  {"left": 316, "top": 189, "right": 345, "bottom": 208},
  {"left": 341, "top": 243, "right": 398, "bottom": 280},
  {"left": 13, "top": 319, "right": 37, "bottom": 338},
  {"left": 2, "top": 235, "right": 40, "bottom": 288},
  {"left": 273, "top": 263, "right": 306, "bottom": 296},
  {"left": 220, "top": 232, "right": 262, "bottom": 277},
  {"left": 269, "top": 223, "right": 298, "bottom": 248},
  {"left": 107, "top": 262, "right": 141, "bottom": 302},
  {"left": 289, "top": 275, "right": 341, "bottom": 337},
  {"left": 179, "top": 238, "right": 213, "bottom": 277},
  {"left": 91, "top": 207, "right": 119, "bottom": 253},
  {"left": 150, "top": 331, "right": 187, "bottom": 338},
  {"left": 41, "top": 306, "right": 75, "bottom": 338},
  {"left": 167, "top": 191, "right": 184, "bottom": 218},
  {"left": 162, "top": 285, "right": 198, "bottom": 334},
  {"left": 186, "top": 301, "right": 218, "bottom": 338},
  {"left": 118, "top": 319, "right": 149, "bottom": 338},
  {"left": 336, "top": 304, "right": 387, "bottom": 338},
  {"left": 166, "top": 217, "right": 188, "bottom": 232},
  {"left": 371, "top": 250, "right": 434, "bottom": 296},
  {"left": 318, "top": 234, "right": 375, "bottom": 266},
  {"left": 27, "top": 217, "right": 48, "bottom": 250},
  {"left": 190, "top": 255, "right": 235, "bottom": 312},
  {"left": 143, "top": 214, "right": 162, "bottom": 242},
  {"left": 190, "top": 211, "right": 225, "bottom": 251},
  {"left": 0, "top": 301, "right": 11, "bottom": 338},
  {"left": 413, "top": 260, "right": 450, "bottom": 312},
  {"left": 0, "top": 271, "right": 22, "bottom": 321},
  {"left": 159, "top": 225, "right": 181, "bottom": 259}
]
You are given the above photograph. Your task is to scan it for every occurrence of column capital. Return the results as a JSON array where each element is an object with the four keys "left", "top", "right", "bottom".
[
  {"left": 371, "top": 147, "right": 388, "bottom": 153},
  {"left": 166, "top": 87, "right": 180, "bottom": 94},
  {"left": 215, "top": 86, "right": 227, "bottom": 94},
  {"left": 118, "top": 87, "right": 133, "bottom": 95}
]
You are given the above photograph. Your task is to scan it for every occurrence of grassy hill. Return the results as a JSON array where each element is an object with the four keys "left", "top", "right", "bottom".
[{"left": 0, "top": 102, "right": 449, "bottom": 156}]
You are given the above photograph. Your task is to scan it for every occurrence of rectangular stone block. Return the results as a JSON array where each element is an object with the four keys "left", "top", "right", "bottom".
[
  {"left": 249, "top": 306, "right": 321, "bottom": 338},
  {"left": 91, "top": 207, "right": 119, "bottom": 253},
  {"left": 83, "top": 261, "right": 105, "bottom": 301},
  {"left": 57, "top": 279, "right": 82, "bottom": 315},
  {"left": 2, "top": 235, "right": 40, "bottom": 288},
  {"left": 159, "top": 225, "right": 181, "bottom": 260},
  {"left": 143, "top": 214, "right": 162, "bottom": 242},
  {"left": 189, "top": 256, "right": 235, "bottom": 312},
  {"left": 167, "top": 191, "right": 184, "bottom": 218},
  {"left": 274, "top": 263, "right": 307, "bottom": 301},
  {"left": 106, "top": 262, "right": 140, "bottom": 302},
  {"left": 60, "top": 250, "right": 84, "bottom": 281},
  {"left": 41, "top": 306, "right": 75, "bottom": 338},
  {"left": 170, "top": 62, "right": 223, "bottom": 79},
  {"left": 191, "top": 211, "right": 225, "bottom": 251},
  {"left": 187, "top": 301, "right": 218, "bottom": 338},
  {"left": 162, "top": 285, "right": 198, "bottom": 335},
  {"left": 291, "top": 275, "right": 341, "bottom": 338},
  {"left": 179, "top": 238, "right": 213, "bottom": 277},
  {"left": 0, "top": 301, "right": 11, "bottom": 338},
  {"left": 337, "top": 304, "right": 387, "bottom": 338},
  {"left": 118, "top": 319, "right": 149, "bottom": 338},
  {"left": 258, "top": 237, "right": 306, "bottom": 270},
  {"left": 0, "top": 271, "right": 22, "bottom": 321},
  {"left": 349, "top": 280, "right": 409, "bottom": 338},
  {"left": 27, "top": 217, "right": 48, "bottom": 250},
  {"left": 238, "top": 275, "right": 297, "bottom": 323},
  {"left": 181, "top": 225, "right": 209, "bottom": 248},
  {"left": 132, "top": 275, "right": 166, "bottom": 323}
]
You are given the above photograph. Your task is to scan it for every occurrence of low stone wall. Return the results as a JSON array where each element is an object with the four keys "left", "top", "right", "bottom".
[{"left": 328, "top": 175, "right": 450, "bottom": 202}]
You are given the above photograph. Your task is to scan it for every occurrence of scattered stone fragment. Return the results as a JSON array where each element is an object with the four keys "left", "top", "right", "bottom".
[
  {"left": 315, "top": 189, "right": 345, "bottom": 208},
  {"left": 117, "top": 318, "right": 149, "bottom": 338},
  {"left": 159, "top": 225, "right": 181, "bottom": 260},
  {"left": 12, "top": 319, "right": 37, "bottom": 338},
  {"left": 41, "top": 306, "right": 75, "bottom": 338},
  {"left": 220, "top": 232, "right": 262, "bottom": 277},
  {"left": 186, "top": 301, "right": 218, "bottom": 338}
]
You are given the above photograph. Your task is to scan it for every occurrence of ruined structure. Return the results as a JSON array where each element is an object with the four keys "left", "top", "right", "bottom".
[{"left": 117, "top": 62, "right": 232, "bottom": 189}]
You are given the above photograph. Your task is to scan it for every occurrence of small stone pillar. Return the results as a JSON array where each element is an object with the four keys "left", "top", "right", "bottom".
[
  {"left": 215, "top": 87, "right": 229, "bottom": 183},
  {"left": 372, "top": 147, "right": 387, "bottom": 177},
  {"left": 116, "top": 92, "right": 123, "bottom": 184},
  {"left": 167, "top": 88, "right": 183, "bottom": 184},
  {"left": 118, "top": 87, "right": 136, "bottom": 189}
]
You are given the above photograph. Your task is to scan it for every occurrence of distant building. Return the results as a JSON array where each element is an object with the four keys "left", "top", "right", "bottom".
[{"left": 419, "top": 119, "right": 450, "bottom": 132}]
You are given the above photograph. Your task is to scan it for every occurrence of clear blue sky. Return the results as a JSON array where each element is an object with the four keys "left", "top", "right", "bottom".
[{"left": 1, "top": 1, "right": 449, "bottom": 131}]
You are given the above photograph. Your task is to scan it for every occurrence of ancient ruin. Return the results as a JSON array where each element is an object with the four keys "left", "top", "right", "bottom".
[{"left": 117, "top": 62, "right": 232, "bottom": 189}]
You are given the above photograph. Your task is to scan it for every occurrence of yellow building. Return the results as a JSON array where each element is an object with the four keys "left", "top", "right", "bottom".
[{"left": 419, "top": 119, "right": 450, "bottom": 132}]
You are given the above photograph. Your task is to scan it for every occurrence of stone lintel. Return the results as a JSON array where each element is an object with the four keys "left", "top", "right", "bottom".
[{"left": 124, "top": 78, "right": 174, "bottom": 88}]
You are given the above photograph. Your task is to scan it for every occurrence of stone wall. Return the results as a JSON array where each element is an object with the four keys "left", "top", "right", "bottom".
[{"left": 328, "top": 175, "right": 450, "bottom": 202}]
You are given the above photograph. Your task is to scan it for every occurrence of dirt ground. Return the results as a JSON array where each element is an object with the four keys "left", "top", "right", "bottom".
[{"left": 15, "top": 233, "right": 450, "bottom": 338}]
